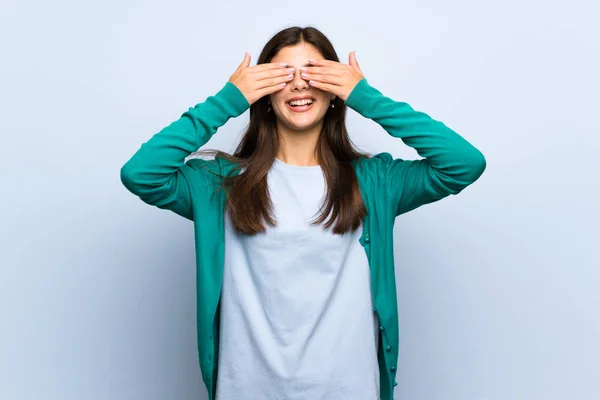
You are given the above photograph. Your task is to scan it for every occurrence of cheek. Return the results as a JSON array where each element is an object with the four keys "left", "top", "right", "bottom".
[
  {"left": 313, "top": 87, "right": 330, "bottom": 99},
  {"left": 269, "top": 93, "right": 281, "bottom": 106}
]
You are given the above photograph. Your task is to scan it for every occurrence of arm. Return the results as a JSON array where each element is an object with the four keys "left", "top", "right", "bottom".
[
  {"left": 120, "top": 82, "right": 249, "bottom": 220},
  {"left": 345, "top": 78, "right": 486, "bottom": 216}
]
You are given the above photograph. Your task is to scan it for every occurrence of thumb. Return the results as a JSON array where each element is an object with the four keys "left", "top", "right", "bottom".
[
  {"left": 238, "top": 52, "right": 251, "bottom": 70},
  {"left": 349, "top": 50, "right": 359, "bottom": 68}
]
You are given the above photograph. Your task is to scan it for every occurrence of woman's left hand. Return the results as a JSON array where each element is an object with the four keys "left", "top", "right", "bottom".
[{"left": 300, "top": 50, "right": 365, "bottom": 102}]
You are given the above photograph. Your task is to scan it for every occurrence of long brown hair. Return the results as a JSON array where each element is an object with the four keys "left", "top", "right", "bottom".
[{"left": 194, "top": 26, "right": 372, "bottom": 235}]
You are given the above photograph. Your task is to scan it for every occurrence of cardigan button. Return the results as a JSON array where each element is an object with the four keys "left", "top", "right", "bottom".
[
  {"left": 365, "top": 236, "right": 370, "bottom": 243},
  {"left": 379, "top": 325, "right": 385, "bottom": 331},
  {"left": 386, "top": 345, "right": 391, "bottom": 352},
  {"left": 394, "top": 381, "right": 398, "bottom": 386},
  {"left": 391, "top": 366, "right": 396, "bottom": 372}
]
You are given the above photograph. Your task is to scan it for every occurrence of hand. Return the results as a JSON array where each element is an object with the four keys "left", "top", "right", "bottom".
[
  {"left": 299, "top": 50, "right": 365, "bottom": 102},
  {"left": 228, "top": 53, "right": 295, "bottom": 105}
]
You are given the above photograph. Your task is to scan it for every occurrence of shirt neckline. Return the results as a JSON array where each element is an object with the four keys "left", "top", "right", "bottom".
[{"left": 273, "top": 157, "right": 323, "bottom": 175}]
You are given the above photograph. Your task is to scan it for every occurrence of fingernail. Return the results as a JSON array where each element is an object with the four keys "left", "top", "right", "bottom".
[
  {"left": 280, "top": 62, "right": 288, "bottom": 67},
  {"left": 308, "top": 59, "right": 316, "bottom": 63},
  {"left": 287, "top": 67, "right": 295, "bottom": 73},
  {"left": 299, "top": 67, "right": 307, "bottom": 72}
]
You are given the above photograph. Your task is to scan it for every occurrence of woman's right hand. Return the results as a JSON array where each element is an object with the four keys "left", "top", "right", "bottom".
[{"left": 228, "top": 53, "right": 295, "bottom": 105}]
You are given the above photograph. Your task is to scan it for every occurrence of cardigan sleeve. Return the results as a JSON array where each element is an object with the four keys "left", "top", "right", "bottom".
[
  {"left": 346, "top": 78, "right": 486, "bottom": 216},
  {"left": 120, "top": 82, "right": 249, "bottom": 220}
]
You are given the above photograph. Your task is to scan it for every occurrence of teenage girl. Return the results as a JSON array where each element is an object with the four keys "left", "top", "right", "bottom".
[{"left": 121, "top": 26, "right": 486, "bottom": 400}]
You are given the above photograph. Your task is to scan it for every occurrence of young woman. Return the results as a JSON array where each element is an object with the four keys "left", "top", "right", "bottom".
[{"left": 121, "top": 26, "right": 486, "bottom": 400}]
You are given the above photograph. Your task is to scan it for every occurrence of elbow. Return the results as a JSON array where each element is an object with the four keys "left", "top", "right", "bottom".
[
  {"left": 120, "top": 161, "right": 141, "bottom": 195},
  {"left": 465, "top": 148, "right": 487, "bottom": 184},
  {"left": 441, "top": 148, "right": 486, "bottom": 193}
]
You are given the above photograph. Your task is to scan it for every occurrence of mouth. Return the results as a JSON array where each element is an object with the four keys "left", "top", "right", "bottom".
[{"left": 286, "top": 97, "right": 315, "bottom": 113}]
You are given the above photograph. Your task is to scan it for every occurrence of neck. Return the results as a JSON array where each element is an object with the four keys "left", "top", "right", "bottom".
[{"left": 274, "top": 120, "right": 323, "bottom": 166}]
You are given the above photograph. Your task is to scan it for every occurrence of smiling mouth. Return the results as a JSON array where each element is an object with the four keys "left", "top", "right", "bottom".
[
  {"left": 286, "top": 98, "right": 315, "bottom": 113},
  {"left": 287, "top": 99, "right": 314, "bottom": 107}
]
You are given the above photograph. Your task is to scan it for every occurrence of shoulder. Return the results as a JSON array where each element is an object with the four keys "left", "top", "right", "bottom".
[
  {"left": 353, "top": 151, "right": 409, "bottom": 207},
  {"left": 183, "top": 154, "right": 230, "bottom": 188},
  {"left": 352, "top": 151, "right": 405, "bottom": 177},
  {"left": 185, "top": 153, "right": 242, "bottom": 180},
  {"left": 185, "top": 155, "right": 220, "bottom": 175}
]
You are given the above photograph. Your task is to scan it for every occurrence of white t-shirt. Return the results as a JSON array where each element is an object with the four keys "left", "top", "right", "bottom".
[{"left": 215, "top": 157, "right": 380, "bottom": 400}]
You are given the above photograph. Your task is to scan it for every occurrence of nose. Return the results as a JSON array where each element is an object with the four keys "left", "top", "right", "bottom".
[{"left": 290, "top": 68, "right": 309, "bottom": 91}]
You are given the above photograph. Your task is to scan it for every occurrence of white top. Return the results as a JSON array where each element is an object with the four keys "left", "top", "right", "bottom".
[{"left": 216, "top": 157, "right": 380, "bottom": 400}]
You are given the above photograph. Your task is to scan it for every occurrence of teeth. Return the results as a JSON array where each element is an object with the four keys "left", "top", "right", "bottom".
[{"left": 289, "top": 99, "right": 313, "bottom": 106}]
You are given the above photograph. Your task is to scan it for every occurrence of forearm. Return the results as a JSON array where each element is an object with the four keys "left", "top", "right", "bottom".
[
  {"left": 120, "top": 82, "right": 249, "bottom": 198},
  {"left": 346, "top": 78, "right": 486, "bottom": 191}
]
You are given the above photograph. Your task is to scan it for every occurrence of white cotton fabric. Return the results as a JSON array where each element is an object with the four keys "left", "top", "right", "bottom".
[{"left": 215, "top": 157, "right": 380, "bottom": 400}]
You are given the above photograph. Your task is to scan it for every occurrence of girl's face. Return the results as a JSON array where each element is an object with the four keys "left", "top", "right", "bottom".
[{"left": 269, "top": 43, "right": 336, "bottom": 132}]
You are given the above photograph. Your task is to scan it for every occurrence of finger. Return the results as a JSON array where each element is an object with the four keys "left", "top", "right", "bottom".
[
  {"left": 256, "top": 73, "right": 294, "bottom": 88},
  {"left": 250, "top": 61, "right": 290, "bottom": 73},
  {"left": 234, "top": 53, "right": 248, "bottom": 73},
  {"left": 301, "top": 73, "right": 341, "bottom": 85},
  {"left": 255, "top": 66, "right": 296, "bottom": 81},
  {"left": 349, "top": 50, "right": 362, "bottom": 72},
  {"left": 236, "top": 52, "right": 250, "bottom": 71},
  {"left": 301, "top": 66, "right": 344, "bottom": 76},
  {"left": 256, "top": 81, "right": 288, "bottom": 97},
  {"left": 308, "top": 79, "right": 338, "bottom": 94},
  {"left": 349, "top": 50, "right": 358, "bottom": 68},
  {"left": 307, "top": 58, "right": 343, "bottom": 67}
]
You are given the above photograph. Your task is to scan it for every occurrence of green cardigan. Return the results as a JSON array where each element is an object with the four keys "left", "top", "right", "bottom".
[{"left": 120, "top": 78, "right": 486, "bottom": 400}]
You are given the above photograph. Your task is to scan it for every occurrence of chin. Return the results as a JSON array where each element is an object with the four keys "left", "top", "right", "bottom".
[
  {"left": 283, "top": 116, "right": 323, "bottom": 132},
  {"left": 278, "top": 109, "right": 328, "bottom": 132}
]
